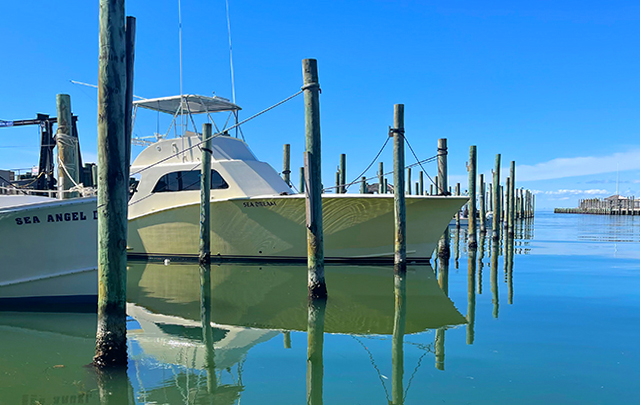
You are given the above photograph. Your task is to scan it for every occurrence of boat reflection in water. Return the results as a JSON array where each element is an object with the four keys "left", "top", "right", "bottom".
[{"left": 126, "top": 261, "right": 467, "bottom": 403}]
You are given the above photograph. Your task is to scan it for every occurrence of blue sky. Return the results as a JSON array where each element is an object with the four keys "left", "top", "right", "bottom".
[{"left": 1, "top": 0, "right": 639, "bottom": 208}]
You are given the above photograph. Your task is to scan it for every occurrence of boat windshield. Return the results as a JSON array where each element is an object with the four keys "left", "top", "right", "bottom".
[{"left": 152, "top": 170, "right": 229, "bottom": 193}]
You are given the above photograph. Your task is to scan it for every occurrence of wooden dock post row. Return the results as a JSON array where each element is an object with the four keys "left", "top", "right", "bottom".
[{"left": 555, "top": 195, "right": 639, "bottom": 216}]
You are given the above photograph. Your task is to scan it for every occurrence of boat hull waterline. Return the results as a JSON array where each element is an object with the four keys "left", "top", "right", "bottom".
[{"left": 128, "top": 194, "right": 468, "bottom": 263}]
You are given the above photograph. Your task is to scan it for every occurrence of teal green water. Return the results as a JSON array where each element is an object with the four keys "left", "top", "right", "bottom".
[{"left": 1, "top": 212, "right": 639, "bottom": 404}]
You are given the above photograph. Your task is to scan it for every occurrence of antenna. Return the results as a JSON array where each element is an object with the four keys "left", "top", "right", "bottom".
[
  {"left": 178, "top": 0, "right": 184, "bottom": 137},
  {"left": 225, "top": 0, "right": 236, "bottom": 104}
]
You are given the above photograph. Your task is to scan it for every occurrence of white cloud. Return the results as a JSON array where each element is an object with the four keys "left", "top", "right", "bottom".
[{"left": 517, "top": 149, "right": 640, "bottom": 181}]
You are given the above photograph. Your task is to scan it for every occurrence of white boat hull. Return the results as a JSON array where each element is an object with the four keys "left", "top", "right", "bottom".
[
  {"left": 128, "top": 194, "right": 468, "bottom": 262},
  {"left": 0, "top": 196, "right": 98, "bottom": 306}
]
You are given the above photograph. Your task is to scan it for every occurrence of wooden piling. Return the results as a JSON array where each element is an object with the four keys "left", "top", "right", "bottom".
[
  {"left": 455, "top": 183, "right": 461, "bottom": 228},
  {"left": 200, "top": 123, "right": 212, "bottom": 264},
  {"left": 468, "top": 145, "right": 477, "bottom": 248},
  {"left": 415, "top": 182, "right": 419, "bottom": 195},
  {"left": 419, "top": 171, "right": 424, "bottom": 195},
  {"left": 55, "top": 94, "right": 79, "bottom": 199},
  {"left": 299, "top": 167, "right": 305, "bottom": 194},
  {"left": 94, "top": 0, "right": 129, "bottom": 369},
  {"left": 393, "top": 104, "right": 406, "bottom": 270},
  {"left": 508, "top": 161, "right": 515, "bottom": 234},
  {"left": 302, "top": 58, "right": 326, "bottom": 299},
  {"left": 123, "top": 16, "right": 135, "bottom": 187},
  {"left": 479, "top": 174, "right": 486, "bottom": 233},
  {"left": 335, "top": 170, "right": 340, "bottom": 194},
  {"left": 437, "top": 139, "right": 448, "bottom": 195},
  {"left": 492, "top": 154, "right": 501, "bottom": 240},
  {"left": 430, "top": 184, "right": 434, "bottom": 196},
  {"left": 339, "top": 153, "right": 346, "bottom": 194},
  {"left": 378, "top": 162, "right": 384, "bottom": 194},
  {"left": 283, "top": 144, "right": 291, "bottom": 186},
  {"left": 505, "top": 177, "right": 511, "bottom": 230},
  {"left": 407, "top": 167, "right": 412, "bottom": 195},
  {"left": 360, "top": 176, "right": 366, "bottom": 194}
]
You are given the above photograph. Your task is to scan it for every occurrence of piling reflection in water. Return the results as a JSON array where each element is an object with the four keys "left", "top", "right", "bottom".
[
  {"left": 96, "top": 367, "right": 134, "bottom": 405},
  {"left": 467, "top": 246, "right": 477, "bottom": 345},
  {"left": 392, "top": 269, "right": 407, "bottom": 405},
  {"left": 477, "top": 231, "right": 485, "bottom": 295},
  {"left": 435, "top": 225, "right": 451, "bottom": 371},
  {"left": 490, "top": 237, "right": 500, "bottom": 319},
  {"left": 307, "top": 297, "right": 326, "bottom": 405}
]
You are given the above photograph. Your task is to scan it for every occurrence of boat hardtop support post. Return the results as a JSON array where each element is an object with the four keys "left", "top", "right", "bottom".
[
  {"left": 94, "top": 1, "right": 130, "bottom": 369},
  {"left": 302, "top": 58, "right": 326, "bottom": 299},
  {"left": 392, "top": 104, "right": 406, "bottom": 272}
]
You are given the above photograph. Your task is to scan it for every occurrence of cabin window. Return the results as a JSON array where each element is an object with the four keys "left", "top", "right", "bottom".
[{"left": 152, "top": 170, "right": 229, "bottom": 193}]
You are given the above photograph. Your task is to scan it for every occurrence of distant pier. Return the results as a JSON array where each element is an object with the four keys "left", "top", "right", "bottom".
[{"left": 555, "top": 195, "right": 638, "bottom": 215}]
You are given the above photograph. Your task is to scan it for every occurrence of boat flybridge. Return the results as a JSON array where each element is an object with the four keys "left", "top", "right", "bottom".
[{"left": 127, "top": 94, "right": 468, "bottom": 262}]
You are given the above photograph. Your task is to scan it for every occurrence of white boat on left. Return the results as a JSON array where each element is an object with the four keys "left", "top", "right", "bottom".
[{"left": 0, "top": 195, "right": 98, "bottom": 308}]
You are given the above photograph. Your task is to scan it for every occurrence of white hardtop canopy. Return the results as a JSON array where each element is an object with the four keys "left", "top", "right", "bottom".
[{"left": 133, "top": 94, "right": 241, "bottom": 115}]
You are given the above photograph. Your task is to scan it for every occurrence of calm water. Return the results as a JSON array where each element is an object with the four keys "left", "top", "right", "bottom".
[{"left": 1, "top": 211, "right": 639, "bottom": 404}]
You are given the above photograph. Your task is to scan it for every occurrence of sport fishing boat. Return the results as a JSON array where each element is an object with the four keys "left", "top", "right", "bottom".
[{"left": 127, "top": 94, "right": 468, "bottom": 263}]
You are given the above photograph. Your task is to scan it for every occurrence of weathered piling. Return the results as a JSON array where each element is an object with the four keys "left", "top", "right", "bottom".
[
  {"left": 392, "top": 270, "right": 407, "bottom": 404},
  {"left": 378, "top": 162, "right": 384, "bottom": 194},
  {"left": 407, "top": 167, "right": 412, "bottom": 195},
  {"left": 360, "top": 176, "right": 366, "bottom": 194},
  {"left": 437, "top": 139, "right": 448, "bottom": 195},
  {"left": 334, "top": 170, "right": 340, "bottom": 193},
  {"left": 419, "top": 171, "right": 424, "bottom": 195},
  {"left": 492, "top": 154, "right": 501, "bottom": 240},
  {"left": 509, "top": 161, "right": 515, "bottom": 234},
  {"left": 282, "top": 144, "right": 291, "bottom": 186},
  {"left": 479, "top": 174, "right": 486, "bottom": 233},
  {"left": 302, "top": 58, "right": 326, "bottom": 299},
  {"left": 200, "top": 123, "right": 212, "bottom": 264},
  {"left": 299, "top": 167, "right": 305, "bottom": 194},
  {"left": 307, "top": 297, "right": 327, "bottom": 405},
  {"left": 455, "top": 183, "right": 461, "bottom": 228},
  {"left": 430, "top": 184, "right": 434, "bottom": 195},
  {"left": 123, "top": 16, "right": 135, "bottom": 186},
  {"left": 468, "top": 145, "right": 477, "bottom": 248},
  {"left": 504, "top": 177, "right": 511, "bottom": 230},
  {"left": 339, "top": 153, "right": 346, "bottom": 194},
  {"left": 94, "top": 0, "right": 129, "bottom": 368},
  {"left": 55, "top": 94, "right": 79, "bottom": 199},
  {"left": 392, "top": 104, "right": 406, "bottom": 270}
]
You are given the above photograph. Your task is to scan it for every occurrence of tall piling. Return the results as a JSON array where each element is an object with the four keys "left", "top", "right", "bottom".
[
  {"left": 283, "top": 144, "right": 291, "bottom": 186},
  {"left": 200, "top": 123, "right": 213, "bottom": 264},
  {"left": 55, "top": 94, "right": 79, "bottom": 199},
  {"left": 505, "top": 177, "right": 511, "bottom": 230},
  {"left": 437, "top": 139, "right": 448, "bottom": 195},
  {"left": 302, "top": 59, "right": 326, "bottom": 299},
  {"left": 339, "top": 153, "right": 346, "bottom": 194},
  {"left": 123, "top": 16, "right": 135, "bottom": 186},
  {"left": 509, "top": 161, "right": 515, "bottom": 234},
  {"left": 407, "top": 167, "right": 412, "bottom": 195},
  {"left": 479, "top": 174, "right": 486, "bottom": 233},
  {"left": 492, "top": 154, "right": 501, "bottom": 240},
  {"left": 468, "top": 145, "right": 477, "bottom": 248},
  {"left": 299, "top": 167, "right": 305, "bottom": 194},
  {"left": 94, "top": 0, "right": 129, "bottom": 368},
  {"left": 419, "top": 171, "right": 424, "bottom": 195},
  {"left": 360, "top": 176, "right": 366, "bottom": 194},
  {"left": 392, "top": 104, "right": 406, "bottom": 270},
  {"left": 378, "top": 162, "right": 384, "bottom": 194}
]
